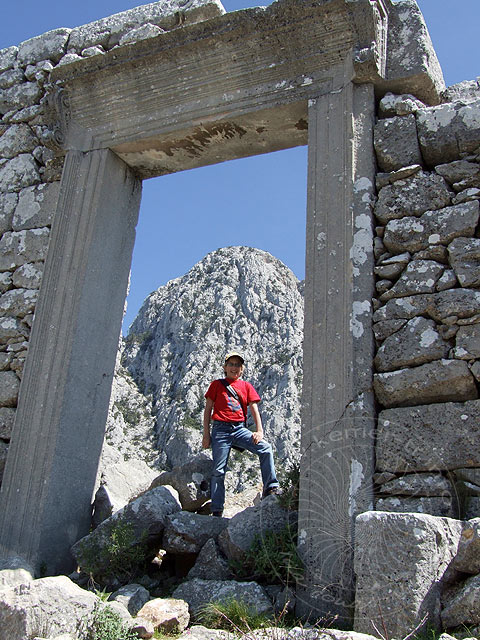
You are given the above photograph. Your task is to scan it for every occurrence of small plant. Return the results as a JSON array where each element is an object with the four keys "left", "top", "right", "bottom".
[
  {"left": 278, "top": 462, "right": 300, "bottom": 512},
  {"left": 230, "top": 524, "right": 304, "bottom": 585},
  {"left": 79, "top": 603, "right": 137, "bottom": 640},
  {"left": 198, "top": 598, "right": 273, "bottom": 633}
]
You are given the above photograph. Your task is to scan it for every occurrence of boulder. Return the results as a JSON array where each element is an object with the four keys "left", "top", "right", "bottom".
[
  {"left": 0, "top": 47, "right": 17, "bottom": 74},
  {"left": 448, "top": 237, "right": 480, "bottom": 288},
  {"left": 383, "top": 201, "right": 479, "bottom": 254},
  {"left": 375, "top": 496, "right": 456, "bottom": 518},
  {"left": 377, "top": 399, "right": 480, "bottom": 472},
  {"left": 176, "top": 625, "right": 235, "bottom": 640},
  {"left": 187, "top": 538, "right": 232, "bottom": 580},
  {"left": 163, "top": 511, "right": 229, "bottom": 554},
  {"left": 374, "top": 171, "right": 451, "bottom": 224},
  {"left": 436, "top": 268, "right": 458, "bottom": 292},
  {"left": 416, "top": 99, "right": 480, "bottom": 166},
  {"left": 150, "top": 452, "right": 212, "bottom": 511},
  {"left": 374, "top": 114, "right": 422, "bottom": 172},
  {"left": 373, "top": 359, "right": 478, "bottom": 408},
  {"left": 453, "top": 519, "right": 480, "bottom": 574},
  {"left": 108, "top": 583, "right": 150, "bottom": 616},
  {"left": 441, "top": 574, "right": 480, "bottom": 629},
  {"left": 136, "top": 598, "right": 190, "bottom": 633},
  {"left": 374, "top": 252, "right": 410, "bottom": 280},
  {"left": 379, "top": 259, "right": 444, "bottom": 300},
  {"left": 0, "top": 576, "right": 100, "bottom": 640},
  {"left": 0, "top": 555, "right": 34, "bottom": 590},
  {"left": 218, "top": 495, "right": 293, "bottom": 562},
  {"left": 354, "top": 511, "right": 463, "bottom": 639},
  {"left": 374, "top": 316, "right": 449, "bottom": 373},
  {"left": 442, "top": 79, "right": 480, "bottom": 104},
  {"left": 172, "top": 578, "right": 272, "bottom": 619}
]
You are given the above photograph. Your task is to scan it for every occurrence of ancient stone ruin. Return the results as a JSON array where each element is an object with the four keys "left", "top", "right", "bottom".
[{"left": 0, "top": 0, "right": 479, "bottom": 636}]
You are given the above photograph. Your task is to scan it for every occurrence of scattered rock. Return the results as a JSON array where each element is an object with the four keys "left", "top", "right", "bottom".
[
  {"left": 187, "top": 538, "right": 232, "bottom": 580},
  {"left": 108, "top": 583, "right": 150, "bottom": 616},
  {"left": 150, "top": 453, "right": 213, "bottom": 511},
  {"left": 441, "top": 574, "right": 480, "bottom": 629},
  {"left": 136, "top": 598, "right": 190, "bottom": 633},
  {"left": 163, "top": 511, "right": 229, "bottom": 554}
]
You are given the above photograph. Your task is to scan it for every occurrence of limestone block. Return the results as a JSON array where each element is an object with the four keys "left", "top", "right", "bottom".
[
  {"left": 374, "top": 359, "right": 478, "bottom": 408},
  {"left": 436, "top": 269, "right": 458, "bottom": 292},
  {"left": 436, "top": 160, "right": 480, "bottom": 186},
  {"left": 81, "top": 46, "right": 106, "bottom": 58},
  {"left": 374, "top": 316, "right": 449, "bottom": 373},
  {"left": 374, "top": 171, "right": 451, "bottom": 224},
  {"left": 376, "top": 399, "right": 480, "bottom": 472},
  {"left": 0, "top": 83, "right": 43, "bottom": 115},
  {"left": 56, "top": 53, "right": 83, "bottom": 67},
  {"left": 354, "top": 512, "right": 463, "bottom": 639},
  {"left": 187, "top": 538, "right": 232, "bottom": 580},
  {"left": 452, "top": 188, "right": 480, "bottom": 205},
  {"left": 428, "top": 289, "right": 480, "bottom": 323},
  {"left": 383, "top": 201, "right": 479, "bottom": 254},
  {"left": 376, "top": 279, "right": 391, "bottom": 295},
  {"left": 5, "top": 104, "right": 43, "bottom": 125},
  {"left": 414, "top": 245, "right": 449, "bottom": 263},
  {"left": 442, "top": 574, "right": 480, "bottom": 629},
  {"left": 0, "top": 317, "right": 29, "bottom": 344},
  {"left": 0, "top": 155, "right": 41, "bottom": 192},
  {"left": 372, "top": 318, "right": 407, "bottom": 343},
  {"left": 0, "top": 575, "right": 100, "bottom": 639},
  {"left": 150, "top": 452, "right": 212, "bottom": 511},
  {"left": 453, "top": 519, "right": 480, "bottom": 575},
  {"left": 68, "top": 0, "right": 225, "bottom": 52},
  {"left": 0, "top": 353, "right": 12, "bottom": 371},
  {"left": 12, "top": 262, "right": 43, "bottom": 289},
  {"left": 375, "top": 496, "right": 456, "bottom": 518},
  {"left": 0, "top": 272, "right": 12, "bottom": 294},
  {"left": 378, "top": 472, "right": 453, "bottom": 497},
  {"left": 379, "top": 93, "right": 426, "bottom": 117},
  {"left": 374, "top": 115, "right": 422, "bottom": 173},
  {"left": 0, "top": 289, "right": 38, "bottom": 317},
  {"left": 172, "top": 578, "right": 272, "bottom": 620},
  {"left": 0, "top": 371, "right": 19, "bottom": 407},
  {"left": 374, "top": 252, "right": 410, "bottom": 280},
  {"left": 136, "top": 598, "right": 190, "bottom": 633},
  {"left": 162, "top": 511, "right": 229, "bottom": 554},
  {"left": 13, "top": 182, "right": 59, "bottom": 230},
  {"left": 448, "top": 237, "right": 480, "bottom": 288},
  {"left": 443, "top": 79, "right": 480, "bottom": 104},
  {"left": 0, "top": 228, "right": 50, "bottom": 270},
  {"left": 17, "top": 29, "right": 71, "bottom": 66},
  {"left": 119, "top": 24, "right": 165, "bottom": 46},
  {"left": 380, "top": 260, "right": 444, "bottom": 301},
  {"left": 0, "top": 406, "right": 15, "bottom": 439},
  {"left": 417, "top": 99, "right": 480, "bottom": 166},
  {"left": 0, "top": 69, "right": 24, "bottom": 90},
  {"left": 108, "top": 583, "right": 150, "bottom": 616},
  {"left": 454, "top": 324, "right": 480, "bottom": 360},
  {"left": 0, "top": 47, "right": 18, "bottom": 74},
  {"left": 0, "top": 192, "right": 17, "bottom": 234},
  {"left": 0, "top": 125, "right": 37, "bottom": 159}
]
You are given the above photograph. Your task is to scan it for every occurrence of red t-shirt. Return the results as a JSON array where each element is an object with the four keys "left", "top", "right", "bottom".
[{"left": 205, "top": 378, "right": 261, "bottom": 423}]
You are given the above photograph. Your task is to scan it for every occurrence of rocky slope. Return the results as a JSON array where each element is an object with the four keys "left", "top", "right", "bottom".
[{"left": 101, "top": 246, "right": 304, "bottom": 502}]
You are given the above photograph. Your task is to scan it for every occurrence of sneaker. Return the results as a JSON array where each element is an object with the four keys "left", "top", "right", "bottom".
[
  {"left": 263, "top": 487, "right": 282, "bottom": 498},
  {"left": 212, "top": 510, "right": 224, "bottom": 517}
]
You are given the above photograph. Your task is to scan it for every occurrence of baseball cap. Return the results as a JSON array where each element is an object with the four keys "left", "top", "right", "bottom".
[{"left": 224, "top": 351, "right": 245, "bottom": 364}]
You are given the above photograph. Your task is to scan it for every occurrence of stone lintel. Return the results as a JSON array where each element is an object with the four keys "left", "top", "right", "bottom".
[
  {"left": 297, "top": 74, "right": 376, "bottom": 623},
  {"left": 0, "top": 149, "right": 141, "bottom": 574}
]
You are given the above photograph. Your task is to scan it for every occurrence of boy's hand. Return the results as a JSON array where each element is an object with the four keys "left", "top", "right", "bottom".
[
  {"left": 252, "top": 431, "right": 263, "bottom": 445},
  {"left": 202, "top": 433, "right": 211, "bottom": 449}
]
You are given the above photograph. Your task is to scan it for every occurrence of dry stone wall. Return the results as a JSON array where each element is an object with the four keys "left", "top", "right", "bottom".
[{"left": 371, "top": 84, "right": 480, "bottom": 520}]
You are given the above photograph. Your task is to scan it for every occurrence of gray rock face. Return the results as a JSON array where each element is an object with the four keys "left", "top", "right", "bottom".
[
  {"left": 379, "top": 92, "right": 426, "bottom": 117},
  {"left": 441, "top": 574, "right": 480, "bottom": 629},
  {"left": 373, "top": 289, "right": 480, "bottom": 324},
  {"left": 12, "top": 182, "right": 59, "bottom": 231},
  {"left": 374, "top": 359, "right": 478, "bottom": 408},
  {"left": 378, "top": 472, "right": 453, "bottom": 497},
  {"left": 187, "top": 538, "right": 232, "bottom": 580},
  {"left": 162, "top": 511, "right": 229, "bottom": 554},
  {"left": 0, "top": 155, "right": 40, "bottom": 191},
  {"left": 379, "top": 259, "right": 444, "bottom": 300},
  {"left": 375, "top": 496, "right": 457, "bottom": 518},
  {"left": 377, "top": 400, "right": 480, "bottom": 472},
  {"left": 354, "top": 511, "right": 463, "bottom": 639},
  {"left": 17, "top": 29, "right": 71, "bottom": 65},
  {"left": 108, "top": 583, "right": 150, "bottom": 616},
  {"left": 150, "top": 453, "right": 213, "bottom": 511},
  {"left": 374, "top": 114, "right": 422, "bottom": 172},
  {"left": 448, "top": 237, "right": 480, "bottom": 288},
  {"left": 121, "top": 247, "right": 303, "bottom": 482},
  {"left": 442, "top": 79, "right": 480, "bottom": 104},
  {"left": 0, "top": 228, "right": 49, "bottom": 270},
  {"left": 453, "top": 518, "right": 480, "bottom": 575},
  {"left": 0, "top": 125, "right": 37, "bottom": 159},
  {"left": 455, "top": 324, "right": 480, "bottom": 360},
  {"left": 172, "top": 578, "right": 272, "bottom": 619}
]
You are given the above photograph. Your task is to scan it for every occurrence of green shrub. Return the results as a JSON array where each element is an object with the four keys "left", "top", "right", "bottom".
[
  {"left": 198, "top": 598, "right": 272, "bottom": 633},
  {"left": 230, "top": 524, "right": 304, "bottom": 585},
  {"left": 79, "top": 603, "right": 137, "bottom": 640},
  {"left": 278, "top": 462, "right": 300, "bottom": 512}
]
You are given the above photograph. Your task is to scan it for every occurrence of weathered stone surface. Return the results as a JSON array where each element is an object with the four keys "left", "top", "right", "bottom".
[
  {"left": 172, "top": 578, "right": 272, "bottom": 619},
  {"left": 377, "top": 400, "right": 480, "bottom": 472},
  {"left": 376, "top": 164, "right": 422, "bottom": 190},
  {"left": 0, "top": 371, "right": 19, "bottom": 408},
  {"left": 374, "top": 359, "right": 478, "bottom": 408},
  {"left": 456, "top": 469, "right": 480, "bottom": 487},
  {"left": 448, "top": 237, "right": 480, "bottom": 288},
  {"left": 436, "top": 268, "right": 458, "bottom": 292},
  {"left": 0, "top": 272, "right": 12, "bottom": 294},
  {"left": 380, "top": 260, "right": 444, "bottom": 301},
  {"left": 436, "top": 160, "right": 480, "bottom": 186},
  {"left": 13, "top": 182, "right": 60, "bottom": 231},
  {"left": 417, "top": 99, "right": 480, "bottom": 166},
  {"left": 0, "top": 69, "right": 25, "bottom": 90},
  {"left": 0, "top": 317, "right": 29, "bottom": 344},
  {"left": 0, "top": 228, "right": 50, "bottom": 270},
  {"left": 218, "top": 495, "right": 293, "bottom": 562},
  {"left": 0, "top": 575, "right": 100, "bottom": 640},
  {"left": 375, "top": 496, "right": 457, "bottom": 518},
  {"left": 119, "top": 24, "right": 165, "bottom": 46},
  {"left": 454, "top": 324, "right": 480, "bottom": 360},
  {"left": 374, "top": 252, "right": 410, "bottom": 280},
  {"left": 12, "top": 262, "right": 44, "bottom": 289},
  {"left": 0, "top": 440, "right": 8, "bottom": 482},
  {"left": 0, "top": 125, "right": 37, "bottom": 158},
  {"left": 373, "top": 318, "right": 407, "bottom": 343},
  {"left": 354, "top": 511, "right": 463, "bottom": 639},
  {"left": 453, "top": 188, "right": 480, "bottom": 205},
  {"left": 464, "top": 497, "right": 480, "bottom": 520},
  {"left": 443, "top": 79, "right": 480, "bottom": 104},
  {"left": 379, "top": 93, "right": 425, "bottom": 117},
  {"left": 0, "top": 288, "right": 38, "bottom": 317},
  {"left": 68, "top": 0, "right": 225, "bottom": 51},
  {"left": 383, "top": 201, "right": 479, "bottom": 254},
  {"left": 150, "top": 453, "right": 212, "bottom": 511},
  {"left": 374, "top": 114, "right": 422, "bottom": 172},
  {"left": 0, "top": 407, "right": 15, "bottom": 439},
  {"left": 136, "top": 598, "right": 190, "bottom": 633},
  {"left": 0, "top": 155, "right": 40, "bottom": 191},
  {"left": 131, "top": 616, "right": 155, "bottom": 639},
  {"left": 453, "top": 519, "right": 480, "bottom": 574},
  {"left": 0, "top": 83, "right": 43, "bottom": 115},
  {"left": 374, "top": 316, "right": 449, "bottom": 373},
  {"left": 378, "top": 472, "right": 453, "bottom": 497},
  {"left": 108, "top": 583, "right": 150, "bottom": 616},
  {"left": 187, "top": 538, "right": 232, "bottom": 580},
  {"left": 0, "top": 556, "right": 34, "bottom": 591},
  {"left": 413, "top": 244, "right": 449, "bottom": 264},
  {"left": 81, "top": 46, "right": 106, "bottom": 58},
  {"left": 441, "top": 574, "right": 480, "bottom": 629},
  {"left": 375, "top": 171, "right": 451, "bottom": 224},
  {"left": 5, "top": 104, "right": 43, "bottom": 124},
  {"left": 17, "top": 29, "right": 71, "bottom": 66},
  {"left": 0, "top": 191, "right": 17, "bottom": 234},
  {"left": 0, "top": 47, "right": 18, "bottom": 74},
  {"left": 162, "top": 511, "right": 229, "bottom": 554}
]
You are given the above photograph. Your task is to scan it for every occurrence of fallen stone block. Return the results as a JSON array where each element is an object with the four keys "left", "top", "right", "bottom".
[
  {"left": 187, "top": 538, "right": 232, "bottom": 580},
  {"left": 163, "top": 511, "right": 229, "bottom": 554},
  {"left": 136, "top": 597, "right": 190, "bottom": 633},
  {"left": 441, "top": 574, "right": 480, "bottom": 629},
  {"left": 150, "top": 452, "right": 212, "bottom": 511}
]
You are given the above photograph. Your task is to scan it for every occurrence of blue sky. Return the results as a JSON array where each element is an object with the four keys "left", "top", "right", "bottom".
[{"left": 1, "top": 1, "right": 479, "bottom": 333}]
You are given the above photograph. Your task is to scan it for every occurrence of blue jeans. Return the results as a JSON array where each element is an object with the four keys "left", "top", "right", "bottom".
[{"left": 210, "top": 420, "right": 279, "bottom": 512}]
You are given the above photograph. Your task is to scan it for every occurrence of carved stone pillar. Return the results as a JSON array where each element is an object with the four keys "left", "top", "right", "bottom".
[
  {"left": 297, "top": 79, "right": 377, "bottom": 624},
  {"left": 0, "top": 149, "right": 141, "bottom": 574}
]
